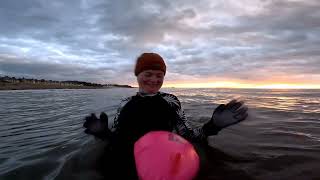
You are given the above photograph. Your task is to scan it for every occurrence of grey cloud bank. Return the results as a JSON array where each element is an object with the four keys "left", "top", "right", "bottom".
[{"left": 0, "top": 0, "right": 319, "bottom": 86}]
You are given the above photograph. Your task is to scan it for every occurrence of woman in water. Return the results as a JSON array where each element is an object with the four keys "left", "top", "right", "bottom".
[{"left": 83, "top": 52, "right": 248, "bottom": 179}]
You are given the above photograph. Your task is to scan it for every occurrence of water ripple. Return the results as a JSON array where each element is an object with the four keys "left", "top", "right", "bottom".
[{"left": 1, "top": 88, "right": 320, "bottom": 179}]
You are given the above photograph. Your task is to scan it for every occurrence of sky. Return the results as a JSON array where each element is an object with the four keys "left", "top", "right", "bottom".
[{"left": 0, "top": 0, "right": 319, "bottom": 88}]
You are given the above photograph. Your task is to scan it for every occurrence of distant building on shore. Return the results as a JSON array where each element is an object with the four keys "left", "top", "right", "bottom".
[{"left": 0, "top": 75, "right": 133, "bottom": 88}]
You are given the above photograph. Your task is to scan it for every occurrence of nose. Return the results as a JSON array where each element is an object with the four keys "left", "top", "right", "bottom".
[
  {"left": 150, "top": 78, "right": 157, "bottom": 84},
  {"left": 149, "top": 76, "right": 159, "bottom": 84}
]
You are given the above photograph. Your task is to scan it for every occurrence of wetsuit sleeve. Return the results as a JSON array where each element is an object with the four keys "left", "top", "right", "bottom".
[
  {"left": 110, "top": 97, "right": 132, "bottom": 132},
  {"left": 161, "top": 93, "right": 208, "bottom": 143}
]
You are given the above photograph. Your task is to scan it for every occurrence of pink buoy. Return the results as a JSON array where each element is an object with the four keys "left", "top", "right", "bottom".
[{"left": 134, "top": 131, "right": 200, "bottom": 180}]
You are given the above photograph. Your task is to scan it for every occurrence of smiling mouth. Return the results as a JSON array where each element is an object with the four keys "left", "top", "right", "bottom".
[{"left": 146, "top": 83, "right": 160, "bottom": 87}]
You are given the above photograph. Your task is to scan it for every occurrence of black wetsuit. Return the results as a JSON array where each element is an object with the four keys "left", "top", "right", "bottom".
[{"left": 104, "top": 92, "right": 214, "bottom": 179}]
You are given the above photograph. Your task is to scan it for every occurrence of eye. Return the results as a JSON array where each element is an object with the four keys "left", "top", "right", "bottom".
[
  {"left": 156, "top": 73, "right": 164, "bottom": 78},
  {"left": 156, "top": 74, "right": 163, "bottom": 78},
  {"left": 144, "top": 72, "right": 152, "bottom": 77}
]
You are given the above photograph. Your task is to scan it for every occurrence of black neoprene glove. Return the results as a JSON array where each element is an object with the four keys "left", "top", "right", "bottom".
[
  {"left": 203, "top": 100, "right": 248, "bottom": 136},
  {"left": 83, "top": 112, "right": 111, "bottom": 140}
]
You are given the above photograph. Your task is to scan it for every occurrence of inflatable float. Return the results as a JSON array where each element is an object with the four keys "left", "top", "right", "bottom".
[{"left": 134, "top": 131, "right": 200, "bottom": 180}]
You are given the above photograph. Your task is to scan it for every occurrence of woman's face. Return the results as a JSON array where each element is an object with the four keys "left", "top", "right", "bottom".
[{"left": 137, "top": 70, "right": 164, "bottom": 94}]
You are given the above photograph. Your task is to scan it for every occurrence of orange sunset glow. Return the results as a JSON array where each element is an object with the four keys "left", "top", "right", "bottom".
[{"left": 163, "top": 82, "right": 320, "bottom": 89}]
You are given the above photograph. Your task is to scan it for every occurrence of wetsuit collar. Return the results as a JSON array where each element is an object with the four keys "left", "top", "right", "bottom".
[{"left": 137, "top": 89, "right": 161, "bottom": 97}]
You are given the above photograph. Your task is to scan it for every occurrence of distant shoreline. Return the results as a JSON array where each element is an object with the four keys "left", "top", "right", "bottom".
[
  {"left": 0, "top": 83, "right": 134, "bottom": 91},
  {"left": 0, "top": 75, "right": 134, "bottom": 90}
]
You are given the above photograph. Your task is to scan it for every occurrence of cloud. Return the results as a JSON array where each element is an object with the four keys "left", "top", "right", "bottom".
[
  {"left": 0, "top": 54, "right": 135, "bottom": 84},
  {"left": 0, "top": 0, "right": 319, "bottom": 86}
]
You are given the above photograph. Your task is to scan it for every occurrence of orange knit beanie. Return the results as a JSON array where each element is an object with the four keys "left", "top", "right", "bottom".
[{"left": 134, "top": 53, "right": 166, "bottom": 76}]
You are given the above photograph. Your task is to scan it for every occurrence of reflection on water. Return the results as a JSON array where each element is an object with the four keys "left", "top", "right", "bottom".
[
  {"left": 172, "top": 88, "right": 320, "bottom": 113},
  {"left": 0, "top": 88, "right": 320, "bottom": 179}
]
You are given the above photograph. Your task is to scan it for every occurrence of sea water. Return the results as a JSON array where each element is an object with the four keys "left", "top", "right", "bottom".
[{"left": 0, "top": 88, "right": 319, "bottom": 180}]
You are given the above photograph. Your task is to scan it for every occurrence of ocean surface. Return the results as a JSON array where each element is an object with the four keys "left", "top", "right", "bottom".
[{"left": 0, "top": 88, "right": 319, "bottom": 180}]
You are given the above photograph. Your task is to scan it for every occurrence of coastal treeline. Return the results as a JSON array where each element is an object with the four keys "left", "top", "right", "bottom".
[{"left": 0, "top": 75, "right": 133, "bottom": 90}]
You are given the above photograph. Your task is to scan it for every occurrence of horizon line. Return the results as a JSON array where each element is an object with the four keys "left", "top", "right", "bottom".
[
  {"left": 160, "top": 87, "right": 320, "bottom": 90},
  {"left": 160, "top": 82, "right": 320, "bottom": 90}
]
